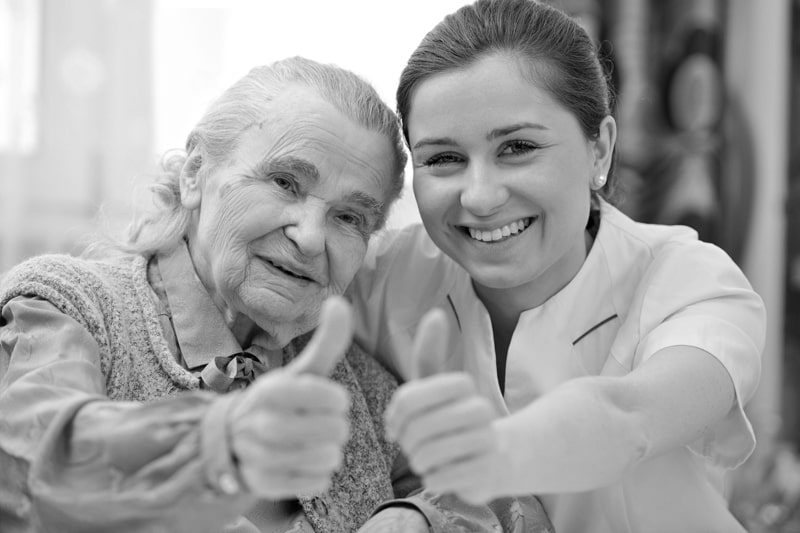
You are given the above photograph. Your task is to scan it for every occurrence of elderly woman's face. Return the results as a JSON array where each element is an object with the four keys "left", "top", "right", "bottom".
[{"left": 183, "top": 86, "right": 397, "bottom": 347}]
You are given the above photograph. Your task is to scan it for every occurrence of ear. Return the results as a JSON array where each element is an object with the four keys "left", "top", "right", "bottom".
[
  {"left": 179, "top": 149, "right": 204, "bottom": 210},
  {"left": 591, "top": 115, "right": 617, "bottom": 178}
]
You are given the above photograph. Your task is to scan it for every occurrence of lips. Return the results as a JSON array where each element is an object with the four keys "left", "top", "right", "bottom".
[
  {"left": 463, "top": 217, "right": 535, "bottom": 243},
  {"left": 260, "top": 256, "right": 318, "bottom": 283}
]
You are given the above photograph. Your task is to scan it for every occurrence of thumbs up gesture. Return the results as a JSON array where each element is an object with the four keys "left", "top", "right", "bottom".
[
  {"left": 384, "top": 308, "right": 505, "bottom": 504},
  {"left": 226, "top": 296, "right": 353, "bottom": 499}
]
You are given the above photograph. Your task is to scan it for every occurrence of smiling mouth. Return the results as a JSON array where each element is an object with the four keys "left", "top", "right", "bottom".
[
  {"left": 462, "top": 217, "right": 535, "bottom": 243},
  {"left": 264, "top": 259, "right": 315, "bottom": 283}
]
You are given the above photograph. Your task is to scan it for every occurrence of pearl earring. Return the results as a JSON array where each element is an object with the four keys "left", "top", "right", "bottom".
[{"left": 593, "top": 175, "right": 607, "bottom": 189}]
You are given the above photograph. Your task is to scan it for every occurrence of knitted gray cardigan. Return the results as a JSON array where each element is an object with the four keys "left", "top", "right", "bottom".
[{"left": 0, "top": 253, "right": 400, "bottom": 533}]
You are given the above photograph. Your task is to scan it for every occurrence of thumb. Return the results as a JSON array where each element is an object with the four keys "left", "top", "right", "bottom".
[
  {"left": 408, "top": 307, "right": 449, "bottom": 380},
  {"left": 284, "top": 295, "right": 353, "bottom": 377}
]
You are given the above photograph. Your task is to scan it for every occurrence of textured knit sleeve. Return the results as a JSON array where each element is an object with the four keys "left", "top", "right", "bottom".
[{"left": 0, "top": 296, "right": 253, "bottom": 533}]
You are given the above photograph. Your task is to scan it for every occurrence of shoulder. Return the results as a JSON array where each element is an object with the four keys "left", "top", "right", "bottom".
[
  {"left": 595, "top": 202, "right": 752, "bottom": 305},
  {"left": 597, "top": 201, "right": 701, "bottom": 267},
  {"left": 352, "top": 223, "right": 463, "bottom": 312},
  {"left": 600, "top": 205, "right": 765, "bottom": 371},
  {"left": 364, "top": 223, "right": 455, "bottom": 278},
  {"left": 0, "top": 253, "right": 148, "bottom": 324},
  {"left": 602, "top": 203, "right": 754, "bottom": 301},
  {"left": 348, "top": 225, "right": 466, "bottom": 374},
  {"left": 1, "top": 254, "right": 94, "bottom": 303},
  {"left": 2, "top": 252, "right": 143, "bottom": 292},
  {"left": 2, "top": 252, "right": 142, "bottom": 284}
]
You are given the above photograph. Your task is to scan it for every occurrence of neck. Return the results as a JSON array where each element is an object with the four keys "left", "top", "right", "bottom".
[
  {"left": 473, "top": 228, "right": 595, "bottom": 333},
  {"left": 474, "top": 283, "right": 529, "bottom": 336},
  {"left": 226, "top": 310, "right": 259, "bottom": 346}
]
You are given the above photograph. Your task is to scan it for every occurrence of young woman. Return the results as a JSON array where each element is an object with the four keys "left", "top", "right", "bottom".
[{"left": 348, "top": 1, "right": 765, "bottom": 531}]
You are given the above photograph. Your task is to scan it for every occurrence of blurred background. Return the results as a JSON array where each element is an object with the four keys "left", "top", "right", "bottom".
[{"left": 0, "top": 0, "right": 797, "bottom": 529}]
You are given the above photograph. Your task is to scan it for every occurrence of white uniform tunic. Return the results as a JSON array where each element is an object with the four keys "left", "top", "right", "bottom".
[{"left": 348, "top": 199, "right": 764, "bottom": 533}]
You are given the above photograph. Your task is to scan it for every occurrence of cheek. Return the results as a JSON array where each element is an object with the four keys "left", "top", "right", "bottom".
[
  {"left": 204, "top": 195, "right": 270, "bottom": 290},
  {"left": 328, "top": 236, "right": 368, "bottom": 291},
  {"left": 207, "top": 213, "right": 251, "bottom": 267},
  {"left": 412, "top": 173, "right": 450, "bottom": 221},
  {"left": 206, "top": 189, "right": 282, "bottom": 251},
  {"left": 547, "top": 187, "right": 592, "bottom": 246}
]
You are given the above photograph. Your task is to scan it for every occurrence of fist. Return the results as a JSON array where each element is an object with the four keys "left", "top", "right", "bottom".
[{"left": 228, "top": 296, "right": 353, "bottom": 498}]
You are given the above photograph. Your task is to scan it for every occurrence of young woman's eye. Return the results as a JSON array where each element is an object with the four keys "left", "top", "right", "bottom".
[
  {"left": 421, "top": 152, "right": 463, "bottom": 167},
  {"left": 499, "top": 140, "right": 537, "bottom": 157}
]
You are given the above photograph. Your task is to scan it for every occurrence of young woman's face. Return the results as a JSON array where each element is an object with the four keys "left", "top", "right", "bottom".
[{"left": 408, "top": 54, "right": 613, "bottom": 305}]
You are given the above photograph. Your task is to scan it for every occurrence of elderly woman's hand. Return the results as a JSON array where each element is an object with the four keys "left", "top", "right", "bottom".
[
  {"left": 228, "top": 297, "right": 353, "bottom": 499},
  {"left": 357, "top": 506, "right": 431, "bottom": 532}
]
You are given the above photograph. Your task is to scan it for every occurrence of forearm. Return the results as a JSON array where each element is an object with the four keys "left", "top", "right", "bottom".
[
  {"left": 3, "top": 381, "right": 251, "bottom": 532},
  {"left": 0, "top": 295, "right": 255, "bottom": 531},
  {"left": 497, "top": 345, "right": 736, "bottom": 495},
  {"left": 497, "top": 376, "right": 649, "bottom": 494}
]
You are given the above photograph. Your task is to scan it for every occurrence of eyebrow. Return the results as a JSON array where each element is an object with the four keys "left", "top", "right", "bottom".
[
  {"left": 255, "top": 156, "right": 385, "bottom": 224},
  {"left": 412, "top": 122, "right": 549, "bottom": 150},
  {"left": 487, "top": 122, "right": 549, "bottom": 140},
  {"left": 255, "top": 156, "right": 320, "bottom": 182},
  {"left": 346, "top": 190, "right": 386, "bottom": 225}
]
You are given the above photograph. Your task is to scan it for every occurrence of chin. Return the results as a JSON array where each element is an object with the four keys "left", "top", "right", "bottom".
[
  {"left": 473, "top": 277, "right": 523, "bottom": 291},
  {"left": 256, "top": 315, "right": 315, "bottom": 349},
  {"left": 467, "top": 265, "right": 532, "bottom": 291},
  {"left": 242, "top": 298, "right": 321, "bottom": 346}
]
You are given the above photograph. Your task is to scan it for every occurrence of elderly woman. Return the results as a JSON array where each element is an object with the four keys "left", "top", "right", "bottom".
[{"left": 0, "top": 57, "right": 412, "bottom": 533}]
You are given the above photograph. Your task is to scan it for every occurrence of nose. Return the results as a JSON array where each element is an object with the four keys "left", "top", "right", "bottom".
[
  {"left": 284, "top": 203, "right": 326, "bottom": 257},
  {"left": 459, "top": 163, "right": 509, "bottom": 216}
]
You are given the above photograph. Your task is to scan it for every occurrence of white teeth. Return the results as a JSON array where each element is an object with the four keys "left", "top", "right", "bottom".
[{"left": 467, "top": 218, "right": 531, "bottom": 242}]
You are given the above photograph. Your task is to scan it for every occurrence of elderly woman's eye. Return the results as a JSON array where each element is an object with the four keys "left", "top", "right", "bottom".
[
  {"left": 338, "top": 212, "right": 365, "bottom": 227},
  {"left": 335, "top": 211, "right": 373, "bottom": 235},
  {"left": 272, "top": 174, "right": 296, "bottom": 192}
]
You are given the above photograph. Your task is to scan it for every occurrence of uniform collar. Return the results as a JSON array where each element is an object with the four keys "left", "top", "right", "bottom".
[
  {"left": 157, "top": 241, "right": 243, "bottom": 371},
  {"left": 517, "top": 198, "right": 619, "bottom": 347}
]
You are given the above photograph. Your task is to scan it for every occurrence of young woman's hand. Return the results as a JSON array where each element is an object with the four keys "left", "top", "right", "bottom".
[
  {"left": 384, "top": 309, "right": 508, "bottom": 504},
  {"left": 227, "top": 297, "right": 353, "bottom": 499}
]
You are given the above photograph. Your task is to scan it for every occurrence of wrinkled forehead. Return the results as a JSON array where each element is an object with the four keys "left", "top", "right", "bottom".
[{"left": 245, "top": 93, "right": 397, "bottom": 203}]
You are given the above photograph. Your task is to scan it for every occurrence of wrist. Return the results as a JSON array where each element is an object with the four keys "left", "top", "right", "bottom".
[
  {"left": 201, "top": 392, "right": 249, "bottom": 497},
  {"left": 493, "top": 417, "right": 521, "bottom": 494},
  {"left": 366, "top": 505, "right": 432, "bottom": 532}
]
